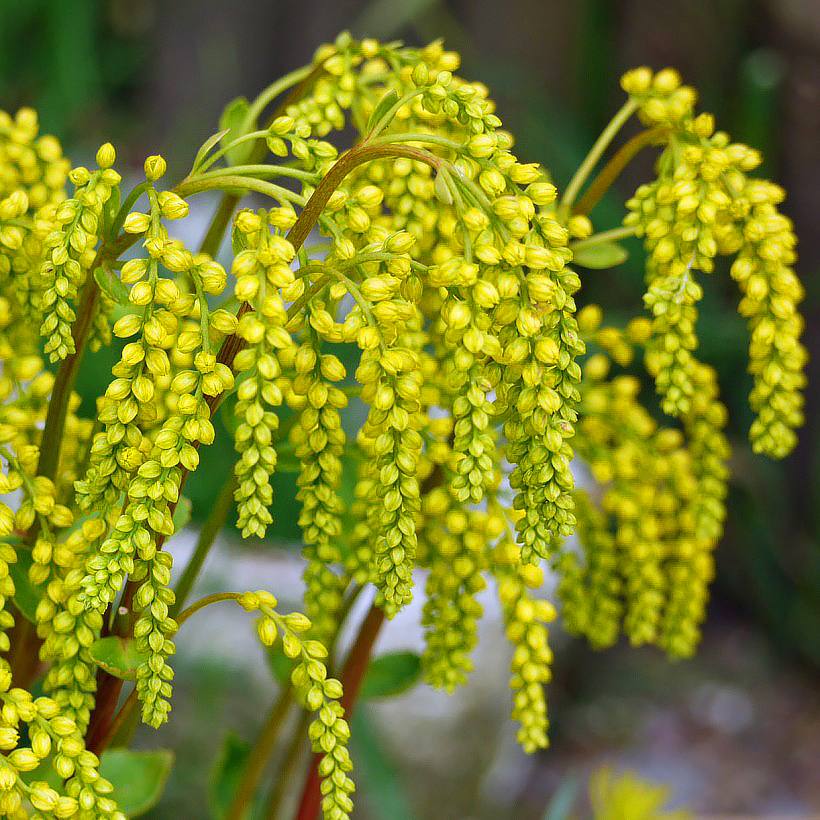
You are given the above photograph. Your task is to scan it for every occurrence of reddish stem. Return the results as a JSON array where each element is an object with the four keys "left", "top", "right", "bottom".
[
  {"left": 86, "top": 669, "right": 125, "bottom": 754},
  {"left": 572, "top": 125, "right": 667, "bottom": 216},
  {"left": 295, "top": 602, "right": 386, "bottom": 820}
]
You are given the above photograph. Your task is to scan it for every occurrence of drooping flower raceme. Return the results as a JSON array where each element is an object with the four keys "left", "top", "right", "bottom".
[{"left": 0, "top": 34, "right": 806, "bottom": 820}]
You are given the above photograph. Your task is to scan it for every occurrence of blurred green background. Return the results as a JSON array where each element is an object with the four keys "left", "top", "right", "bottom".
[{"left": 2, "top": 0, "right": 819, "bottom": 816}]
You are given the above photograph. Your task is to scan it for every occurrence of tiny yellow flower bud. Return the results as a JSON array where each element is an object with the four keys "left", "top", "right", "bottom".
[
  {"left": 96, "top": 142, "right": 116, "bottom": 169},
  {"left": 621, "top": 66, "right": 653, "bottom": 94},
  {"left": 123, "top": 212, "right": 151, "bottom": 233},
  {"left": 653, "top": 67, "right": 682, "bottom": 93},
  {"left": 577, "top": 304, "right": 603, "bottom": 333},
  {"left": 158, "top": 191, "right": 189, "bottom": 219},
  {"left": 8, "top": 748, "right": 40, "bottom": 771},
  {"left": 270, "top": 115, "right": 295, "bottom": 136},
  {"left": 144, "top": 154, "right": 167, "bottom": 180}
]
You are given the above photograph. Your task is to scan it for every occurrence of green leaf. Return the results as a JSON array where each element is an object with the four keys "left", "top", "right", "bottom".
[
  {"left": 89, "top": 636, "right": 148, "bottom": 681},
  {"left": 171, "top": 496, "right": 193, "bottom": 532},
  {"left": 6, "top": 542, "right": 40, "bottom": 623},
  {"left": 100, "top": 748, "right": 174, "bottom": 818},
  {"left": 191, "top": 127, "right": 230, "bottom": 174},
  {"left": 366, "top": 89, "right": 399, "bottom": 135},
  {"left": 359, "top": 651, "right": 421, "bottom": 699},
  {"left": 219, "top": 97, "right": 252, "bottom": 165},
  {"left": 94, "top": 265, "right": 130, "bottom": 305},
  {"left": 210, "top": 731, "right": 255, "bottom": 819},
  {"left": 572, "top": 241, "right": 629, "bottom": 269}
]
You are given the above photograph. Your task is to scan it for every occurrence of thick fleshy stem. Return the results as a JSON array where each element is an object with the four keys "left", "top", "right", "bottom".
[{"left": 95, "top": 687, "right": 139, "bottom": 751}]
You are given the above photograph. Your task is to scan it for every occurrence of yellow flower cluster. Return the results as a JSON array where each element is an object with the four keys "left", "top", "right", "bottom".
[
  {"left": 0, "top": 110, "right": 70, "bottom": 391},
  {"left": 231, "top": 209, "right": 294, "bottom": 538},
  {"left": 36, "top": 517, "right": 109, "bottom": 731},
  {"left": 494, "top": 539, "right": 555, "bottom": 753},
  {"left": 561, "top": 309, "right": 729, "bottom": 656},
  {"left": 355, "top": 344, "right": 425, "bottom": 616},
  {"left": 238, "top": 590, "right": 354, "bottom": 820},
  {"left": 38, "top": 146, "right": 120, "bottom": 363},
  {"left": 289, "top": 339, "right": 348, "bottom": 640},
  {"left": 420, "top": 505, "right": 488, "bottom": 690},
  {"left": 622, "top": 67, "right": 805, "bottom": 455},
  {"left": 0, "top": 669, "right": 123, "bottom": 818},
  {"left": 0, "top": 37, "right": 809, "bottom": 818}
]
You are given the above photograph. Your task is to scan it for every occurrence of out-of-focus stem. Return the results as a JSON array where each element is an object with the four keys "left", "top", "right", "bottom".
[
  {"left": 170, "top": 474, "right": 236, "bottom": 618},
  {"left": 225, "top": 686, "right": 294, "bottom": 820},
  {"left": 572, "top": 125, "right": 667, "bottom": 216},
  {"left": 561, "top": 98, "right": 638, "bottom": 213}
]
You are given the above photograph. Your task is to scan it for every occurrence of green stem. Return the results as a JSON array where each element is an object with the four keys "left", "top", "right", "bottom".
[
  {"left": 174, "top": 175, "right": 303, "bottom": 204},
  {"left": 366, "top": 131, "right": 462, "bottom": 151},
  {"left": 194, "top": 129, "right": 281, "bottom": 175},
  {"left": 572, "top": 125, "right": 667, "bottom": 216},
  {"left": 195, "top": 164, "right": 319, "bottom": 183},
  {"left": 570, "top": 225, "right": 639, "bottom": 251},
  {"left": 367, "top": 88, "right": 426, "bottom": 140},
  {"left": 225, "top": 686, "right": 295, "bottom": 820},
  {"left": 175, "top": 592, "right": 242, "bottom": 626},
  {"left": 109, "top": 182, "right": 148, "bottom": 239},
  {"left": 560, "top": 98, "right": 638, "bottom": 212},
  {"left": 170, "top": 474, "right": 237, "bottom": 618}
]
